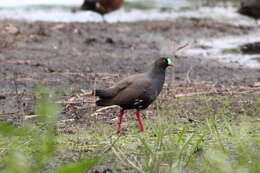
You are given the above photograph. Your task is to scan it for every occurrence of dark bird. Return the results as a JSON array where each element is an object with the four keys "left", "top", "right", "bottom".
[
  {"left": 94, "top": 57, "right": 173, "bottom": 133},
  {"left": 240, "top": 42, "right": 260, "bottom": 54},
  {"left": 238, "top": 0, "right": 260, "bottom": 23},
  {"left": 73, "top": 0, "right": 124, "bottom": 17}
]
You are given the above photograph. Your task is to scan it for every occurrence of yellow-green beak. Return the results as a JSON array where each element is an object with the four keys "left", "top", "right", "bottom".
[{"left": 167, "top": 58, "right": 173, "bottom": 66}]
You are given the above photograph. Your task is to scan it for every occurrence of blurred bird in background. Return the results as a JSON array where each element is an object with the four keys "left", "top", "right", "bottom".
[
  {"left": 238, "top": 0, "right": 260, "bottom": 24},
  {"left": 72, "top": 0, "right": 124, "bottom": 21}
]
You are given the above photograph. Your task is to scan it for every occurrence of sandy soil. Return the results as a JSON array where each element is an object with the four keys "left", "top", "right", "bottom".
[{"left": 0, "top": 18, "right": 259, "bottom": 120}]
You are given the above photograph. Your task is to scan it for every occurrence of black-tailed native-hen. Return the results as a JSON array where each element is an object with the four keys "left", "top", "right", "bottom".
[
  {"left": 94, "top": 57, "right": 174, "bottom": 133},
  {"left": 238, "top": 0, "right": 260, "bottom": 23},
  {"left": 80, "top": 0, "right": 123, "bottom": 15}
]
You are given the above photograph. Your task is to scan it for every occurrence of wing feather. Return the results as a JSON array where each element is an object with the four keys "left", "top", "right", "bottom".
[
  {"left": 108, "top": 78, "right": 151, "bottom": 105},
  {"left": 94, "top": 75, "right": 136, "bottom": 99}
]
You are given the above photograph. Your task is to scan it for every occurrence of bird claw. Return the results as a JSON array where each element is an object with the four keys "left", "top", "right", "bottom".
[{"left": 117, "top": 128, "right": 127, "bottom": 135}]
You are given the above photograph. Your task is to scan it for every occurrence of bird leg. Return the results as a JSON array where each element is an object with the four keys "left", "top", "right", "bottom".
[
  {"left": 117, "top": 109, "right": 124, "bottom": 133},
  {"left": 101, "top": 15, "right": 107, "bottom": 23},
  {"left": 136, "top": 110, "right": 144, "bottom": 132}
]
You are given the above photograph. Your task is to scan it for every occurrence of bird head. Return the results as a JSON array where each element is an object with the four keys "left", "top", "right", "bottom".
[{"left": 154, "top": 57, "right": 174, "bottom": 69}]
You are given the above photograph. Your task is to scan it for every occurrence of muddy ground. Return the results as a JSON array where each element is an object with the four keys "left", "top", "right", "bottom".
[{"left": 0, "top": 18, "right": 259, "bottom": 122}]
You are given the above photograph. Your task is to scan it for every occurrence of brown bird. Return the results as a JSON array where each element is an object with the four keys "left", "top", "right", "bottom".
[
  {"left": 238, "top": 0, "right": 260, "bottom": 23},
  {"left": 94, "top": 57, "right": 173, "bottom": 133},
  {"left": 78, "top": 0, "right": 124, "bottom": 16}
]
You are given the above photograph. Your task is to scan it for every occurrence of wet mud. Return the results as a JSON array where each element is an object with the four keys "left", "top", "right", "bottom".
[{"left": 0, "top": 18, "right": 259, "bottom": 121}]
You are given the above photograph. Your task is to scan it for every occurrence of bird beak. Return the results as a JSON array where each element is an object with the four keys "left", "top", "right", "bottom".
[{"left": 167, "top": 58, "right": 174, "bottom": 66}]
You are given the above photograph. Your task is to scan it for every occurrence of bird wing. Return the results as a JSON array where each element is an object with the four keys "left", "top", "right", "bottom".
[
  {"left": 94, "top": 74, "right": 138, "bottom": 99},
  {"left": 108, "top": 77, "right": 151, "bottom": 106}
]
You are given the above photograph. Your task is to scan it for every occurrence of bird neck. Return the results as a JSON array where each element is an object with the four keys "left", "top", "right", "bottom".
[
  {"left": 149, "top": 66, "right": 166, "bottom": 78},
  {"left": 149, "top": 67, "right": 166, "bottom": 94}
]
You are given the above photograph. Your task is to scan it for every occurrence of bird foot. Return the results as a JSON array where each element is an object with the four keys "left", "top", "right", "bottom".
[{"left": 117, "top": 128, "right": 127, "bottom": 135}]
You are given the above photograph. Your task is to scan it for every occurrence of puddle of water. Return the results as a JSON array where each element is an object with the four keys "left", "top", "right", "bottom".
[
  {"left": 0, "top": 5, "right": 255, "bottom": 26},
  {"left": 184, "top": 32, "right": 260, "bottom": 69},
  {"left": 0, "top": 0, "right": 259, "bottom": 69},
  {"left": 0, "top": 0, "right": 193, "bottom": 9},
  {"left": 0, "top": 0, "right": 195, "bottom": 22},
  {"left": 0, "top": 0, "right": 82, "bottom": 7},
  {"left": 0, "top": 0, "right": 252, "bottom": 25}
]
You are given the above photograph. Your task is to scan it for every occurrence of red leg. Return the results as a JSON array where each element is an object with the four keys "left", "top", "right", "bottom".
[
  {"left": 136, "top": 110, "right": 144, "bottom": 132},
  {"left": 117, "top": 109, "right": 124, "bottom": 133}
]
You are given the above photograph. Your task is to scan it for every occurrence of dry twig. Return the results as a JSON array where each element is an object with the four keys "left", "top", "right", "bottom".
[{"left": 90, "top": 105, "right": 119, "bottom": 116}]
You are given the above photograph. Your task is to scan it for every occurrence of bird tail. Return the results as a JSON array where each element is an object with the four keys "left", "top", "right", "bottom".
[
  {"left": 93, "top": 89, "right": 116, "bottom": 106},
  {"left": 93, "top": 89, "right": 115, "bottom": 99},
  {"left": 96, "top": 99, "right": 111, "bottom": 106},
  {"left": 94, "top": 89, "right": 106, "bottom": 96}
]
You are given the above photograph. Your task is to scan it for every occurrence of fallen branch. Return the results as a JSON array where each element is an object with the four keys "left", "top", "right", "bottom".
[
  {"left": 175, "top": 42, "right": 190, "bottom": 52},
  {"left": 0, "top": 113, "right": 16, "bottom": 118},
  {"left": 56, "top": 100, "right": 95, "bottom": 104},
  {"left": 24, "top": 115, "right": 39, "bottom": 120},
  {"left": 90, "top": 105, "right": 119, "bottom": 116},
  {"left": 80, "top": 89, "right": 93, "bottom": 96},
  {"left": 175, "top": 87, "right": 260, "bottom": 97},
  {"left": 57, "top": 119, "right": 75, "bottom": 124}
]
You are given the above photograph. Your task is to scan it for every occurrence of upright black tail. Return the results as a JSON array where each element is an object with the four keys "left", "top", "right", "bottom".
[
  {"left": 94, "top": 89, "right": 114, "bottom": 106},
  {"left": 94, "top": 89, "right": 115, "bottom": 99},
  {"left": 96, "top": 99, "right": 112, "bottom": 106}
]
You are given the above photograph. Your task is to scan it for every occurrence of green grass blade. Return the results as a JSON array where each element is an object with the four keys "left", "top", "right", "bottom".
[{"left": 54, "top": 156, "right": 103, "bottom": 173}]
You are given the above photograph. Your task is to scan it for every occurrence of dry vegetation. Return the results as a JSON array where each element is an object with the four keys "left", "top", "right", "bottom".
[
  {"left": 1, "top": 80, "right": 260, "bottom": 173},
  {"left": 0, "top": 5, "right": 260, "bottom": 172}
]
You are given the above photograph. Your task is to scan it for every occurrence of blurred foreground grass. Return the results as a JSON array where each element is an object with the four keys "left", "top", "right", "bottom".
[
  {"left": 0, "top": 88, "right": 259, "bottom": 173},
  {"left": 0, "top": 87, "right": 102, "bottom": 173}
]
